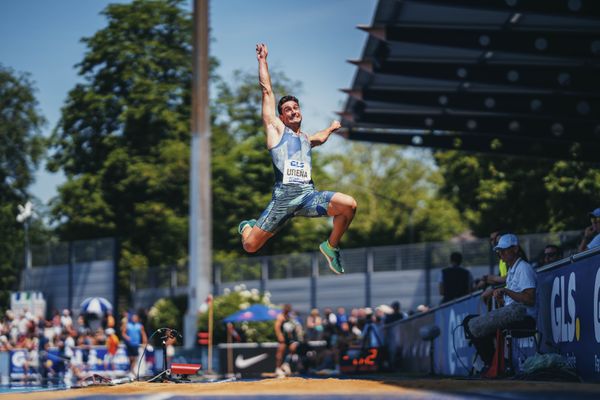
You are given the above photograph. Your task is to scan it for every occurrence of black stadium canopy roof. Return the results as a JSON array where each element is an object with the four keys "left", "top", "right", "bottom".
[{"left": 340, "top": 0, "right": 600, "bottom": 162}]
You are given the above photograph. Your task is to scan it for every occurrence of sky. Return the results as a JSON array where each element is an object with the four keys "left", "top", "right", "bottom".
[{"left": 0, "top": 0, "right": 377, "bottom": 207}]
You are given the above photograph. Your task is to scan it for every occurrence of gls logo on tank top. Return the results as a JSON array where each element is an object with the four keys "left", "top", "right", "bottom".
[{"left": 283, "top": 159, "right": 311, "bottom": 184}]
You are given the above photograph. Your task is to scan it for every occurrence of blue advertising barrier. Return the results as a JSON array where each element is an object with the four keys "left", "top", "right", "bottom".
[
  {"left": 536, "top": 250, "right": 600, "bottom": 382},
  {"left": 7, "top": 345, "right": 156, "bottom": 381},
  {"left": 385, "top": 293, "right": 484, "bottom": 376},
  {"left": 385, "top": 248, "right": 600, "bottom": 382}
]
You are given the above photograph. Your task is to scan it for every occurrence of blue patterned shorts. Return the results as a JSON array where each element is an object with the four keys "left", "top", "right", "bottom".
[{"left": 256, "top": 183, "right": 335, "bottom": 233}]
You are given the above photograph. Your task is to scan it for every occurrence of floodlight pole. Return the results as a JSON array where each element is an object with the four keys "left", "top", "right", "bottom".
[
  {"left": 16, "top": 201, "right": 34, "bottom": 272},
  {"left": 184, "top": 0, "right": 212, "bottom": 350},
  {"left": 23, "top": 220, "right": 31, "bottom": 270}
]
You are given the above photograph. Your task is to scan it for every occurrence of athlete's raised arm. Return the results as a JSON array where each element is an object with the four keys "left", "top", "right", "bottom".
[
  {"left": 309, "top": 120, "right": 341, "bottom": 148},
  {"left": 257, "top": 43, "right": 284, "bottom": 148}
]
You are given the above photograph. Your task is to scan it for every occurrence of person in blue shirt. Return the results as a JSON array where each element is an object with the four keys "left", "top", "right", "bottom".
[
  {"left": 121, "top": 313, "right": 147, "bottom": 376},
  {"left": 237, "top": 43, "right": 357, "bottom": 275}
]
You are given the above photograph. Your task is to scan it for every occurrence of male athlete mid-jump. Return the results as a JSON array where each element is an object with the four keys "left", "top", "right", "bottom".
[{"left": 238, "top": 43, "right": 357, "bottom": 274}]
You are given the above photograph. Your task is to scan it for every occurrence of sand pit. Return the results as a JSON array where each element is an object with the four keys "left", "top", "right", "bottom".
[{"left": 1, "top": 376, "right": 600, "bottom": 400}]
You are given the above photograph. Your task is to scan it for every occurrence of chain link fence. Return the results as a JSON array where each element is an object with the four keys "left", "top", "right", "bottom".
[
  {"left": 125, "top": 230, "right": 582, "bottom": 309},
  {"left": 128, "top": 230, "right": 582, "bottom": 291},
  {"left": 30, "top": 238, "right": 116, "bottom": 267},
  {"left": 211, "top": 230, "right": 581, "bottom": 283}
]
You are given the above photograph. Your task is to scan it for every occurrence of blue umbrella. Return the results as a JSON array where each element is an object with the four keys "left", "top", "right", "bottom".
[
  {"left": 80, "top": 297, "right": 113, "bottom": 316},
  {"left": 223, "top": 304, "right": 281, "bottom": 323}
]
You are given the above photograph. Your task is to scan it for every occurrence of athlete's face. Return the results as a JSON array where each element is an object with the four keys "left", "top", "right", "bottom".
[{"left": 279, "top": 100, "right": 302, "bottom": 126}]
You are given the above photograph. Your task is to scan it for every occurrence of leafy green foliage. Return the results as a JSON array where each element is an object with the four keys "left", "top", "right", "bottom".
[
  {"left": 0, "top": 65, "right": 46, "bottom": 310},
  {"left": 47, "top": 0, "right": 193, "bottom": 299},
  {"left": 434, "top": 150, "right": 600, "bottom": 236},
  {"left": 197, "top": 285, "right": 276, "bottom": 344},
  {"left": 324, "top": 144, "right": 465, "bottom": 246},
  {"left": 147, "top": 297, "right": 182, "bottom": 333},
  {"left": 544, "top": 161, "right": 600, "bottom": 232}
]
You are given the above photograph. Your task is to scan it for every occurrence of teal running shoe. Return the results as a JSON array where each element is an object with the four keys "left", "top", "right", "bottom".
[
  {"left": 238, "top": 219, "right": 256, "bottom": 235},
  {"left": 319, "top": 240, "right": 344, "bottom": 274}
]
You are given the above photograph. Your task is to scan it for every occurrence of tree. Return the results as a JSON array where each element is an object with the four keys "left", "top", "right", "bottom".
[
  {"left": 544, "top": 161, "right": 600, "bottom": 232},
  {"left": 434, "top": 150, "right": 600, "bottom": 236},
  {"left": 47, "top": 0, "right": 193, "bottom": 298},
  {"left": 0, "top": 65, "right": 45, "bottom": 310},
  {"left": 324, "top": 144, "right": 466, "bottom": 247}
]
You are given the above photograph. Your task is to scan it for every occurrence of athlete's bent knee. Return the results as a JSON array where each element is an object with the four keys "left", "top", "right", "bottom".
[
  {"left": 345, "top": 197, "right": 357, "bottom": 215},
  {"left": 243, "top": 236, "right": 265, "bottom": 253},
  {"left": 243, "top": 240, "right": 260, "bottom": 253},
  {"left": 349, "top": 197, "right": 357, "bottom": 211}
]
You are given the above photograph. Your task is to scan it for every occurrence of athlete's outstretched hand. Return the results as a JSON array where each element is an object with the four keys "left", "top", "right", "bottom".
[
  {"left": 329, "top": 120, "right": 342, "bottom": 132},
  {"left": 256, "top": 43, "right": 268, "bottom": 61}
]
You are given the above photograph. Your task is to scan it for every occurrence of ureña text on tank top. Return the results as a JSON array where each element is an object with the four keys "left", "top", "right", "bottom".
[{"left": 269, "top": 127, "right": 313, "bottom": 185}]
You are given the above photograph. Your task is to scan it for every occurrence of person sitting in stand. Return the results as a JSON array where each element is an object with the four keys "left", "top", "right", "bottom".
[{"left": 463, "top": 234, "right": 537, "bottom": 372}]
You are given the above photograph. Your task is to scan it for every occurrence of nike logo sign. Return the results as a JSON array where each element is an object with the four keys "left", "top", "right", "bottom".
[{"left": 235, "top": 353, "right": 268, "bottom": 369}]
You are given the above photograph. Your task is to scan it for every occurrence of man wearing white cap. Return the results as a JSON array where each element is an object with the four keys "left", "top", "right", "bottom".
[
  {"left": 578, "top": 207, "right": 600, "bottom": 252},
  {"left": 463, "top": 233, "right": 537, "bottom": 370}
]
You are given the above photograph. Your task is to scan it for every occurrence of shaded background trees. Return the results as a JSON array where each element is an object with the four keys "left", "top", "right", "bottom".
[
  {"left": 0, "top": 65, "right": 45, "bottom": 310},
  {"left": 47, "top": 0, "right": 193, "bottom": 296},
  {"left": 434, "top": 151, "right": 599, "bottom": 237}
]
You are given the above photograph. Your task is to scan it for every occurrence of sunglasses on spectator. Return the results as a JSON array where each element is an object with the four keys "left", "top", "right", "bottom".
[{"left": 544, "top": 252, "right": 558, "bottom": 258}]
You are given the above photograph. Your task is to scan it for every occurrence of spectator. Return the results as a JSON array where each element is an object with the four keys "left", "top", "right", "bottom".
[
  {"left": 335, "top": 307, "right": 348, "bottom": 329},
  {"left": 60, "top": 309, "right": 73, "bottom": 330},
  {"left": 305, "top": 308, "right": 323, "bottom": 341},
  {"left": 369, "top": 311, "right": 385, "bottom": 347},
  {"left": 439, "top": 252, "right": 473, "bottom": 304},
  {"left": 491, "top": 231, "right": 508, "bottom": 277},
  {"left": 578, "top": 207, "right": 600, "bottom": 252},
  {"left": 348, "top": 308, "right": 359, "bottom": 328},
  {"left": 274, "top": 304, "right": 300, "bottom": 377},
  {"left": 121, "top": 313, "right": 147, "bottom": 377},
  {"left": 51, "top": 310, "right": 62, "bottom": 337},
  {"left": 540, "top": 244, "right": 563, "bottom": 266},
  {"left": 321, "top": 307, "right": 338, "bottom": 347},
  {"left": 478, "top": 233, "right": 532, "bottom": 307},
  {"left": 104, "top": 328, "right": 120, "bottom": 370},
  {"left": 0, "top": 334, "right": 12, "bottom": 351},
  {"left": 464, "top": 233, "right": 537, "bottom": 370},
  {"left": 384, "top": 301, "right": 406, "bottom": 325},
  {"left": 476, "top": 231, "right": 508, "bottom": 291},
  {"left": 103, "top": 309, "right": 116, "bottom": 330}
]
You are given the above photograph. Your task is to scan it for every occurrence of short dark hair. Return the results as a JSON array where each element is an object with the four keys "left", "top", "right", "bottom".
[
  {"left": 277, "top": 95, "right": 299, "bottom": 114},
  {"left": 450, "top": 252, "right": 463, "bottom": 265},
  {"left": 544, "top": 244, "right": 563, "bottom": 258}
]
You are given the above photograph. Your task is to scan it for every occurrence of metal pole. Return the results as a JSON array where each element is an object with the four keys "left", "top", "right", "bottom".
[
  {"left": 365, "top": 249, "right": 373, "bottom": 307},
  {"left": 68, "top": 241, "right": 74, "bottom": 313},
  {"left": 260, "top": 258, "right": 268, "bottom": 294},
  {"left": 425, "top": 243, "right": 432, "bottom": 307},
  {"left": 24, "top": 220, "right": 31, "bottom": 269},
  {"left": 184, "top": 0, "right": 212, "bottom": 350},
  {"left": 310, "top": 253, "right": 318, "bottom": 309}
]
